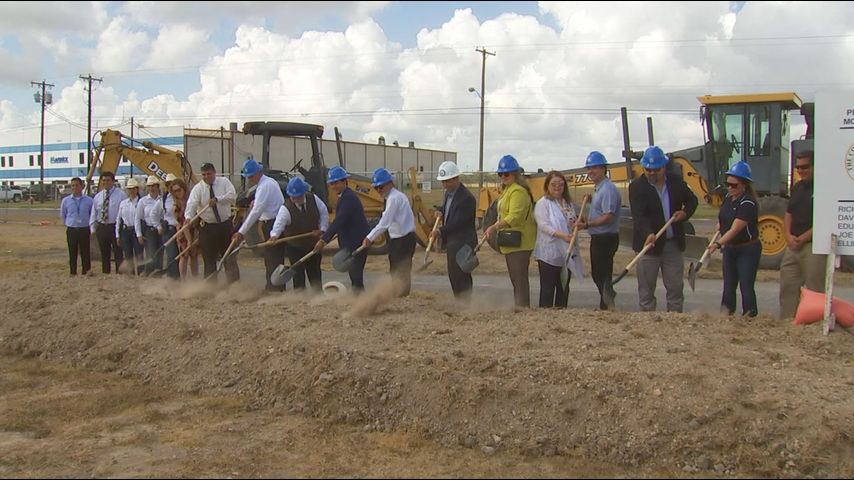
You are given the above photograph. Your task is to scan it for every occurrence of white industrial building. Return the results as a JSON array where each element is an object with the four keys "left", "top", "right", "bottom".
[{"left": 0, "top": 122, "right": 456, "bottom": 193}]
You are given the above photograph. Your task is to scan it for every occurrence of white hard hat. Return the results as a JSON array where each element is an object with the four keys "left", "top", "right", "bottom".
[
  {"left": 165, "top": 173, "right": 179, "bottom": 183},
  {"left": 145, "top": 175, "right": 161, "bottom": 186},
  {"left": 436, "top": 161, "right": 461, "bottom": 181},
  {"left": 125, "top": 178, "right": 140, "bottom": 189},
  {"left": 322, "top": 281, "right": 347, "bottom": 295}
]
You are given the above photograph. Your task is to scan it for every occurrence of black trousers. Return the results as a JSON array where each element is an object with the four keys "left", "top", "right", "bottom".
[
  {"left": 286, "top": 244, "right": 323, "bottom": 291},
  {"left": 348, "top": 251, "right": 367, "bottom": 293},
  {"left": 538, "top": 260, "right": 569, "bottom": 308},
  {"left": 261, "top": 220, "right": 286, "bottom": 292},
  {"left": 66, "top": 227, "right": 91, "bottom": 275},
  {"left": 590, "top": 233, "right": 619, "bottom": 310},
  {"left": 445, "top": 242, "right": 473, "bottom": 300},
  {"left": 95, "top": 222, "right": 123, "bottom": 274},
  {"left": 388, "top": 232, "right": 416, "bottom": 297},
  {"left": 199, "top": 219, "right": 239, "bottom": 283}
]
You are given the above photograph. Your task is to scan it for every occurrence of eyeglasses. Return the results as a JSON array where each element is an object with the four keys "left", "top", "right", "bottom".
[
  {"left": 794, "top": 164, "right": 811, "bottom": 171},
  {"left": 498, "top": 172, "right": 513, "bottom": 177},
  {"left": 726, "top": 182, "right": 740, "bottom": 188},
  {"left": 644, "top": 168, "right": 662, "bottom": 173}
]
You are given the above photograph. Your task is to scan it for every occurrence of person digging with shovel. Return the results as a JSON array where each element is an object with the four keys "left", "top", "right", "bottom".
[
  {"left": 533, "top": 171, "right": 581, "bottom": 309},
  {"left": 233, "top": 158, "right": 285, "bottom": 293},
  {"left": 628, "top": 146, "right": 698, "bottom": 313},
  {"left": 362, "top": 167, "right": 416, "bottom": 298},
  {"left": 313, "top": 166, "right": 370, "bottom": 293},
  {"left": 575, "top": 151, "right": 621, "bottom": 311},
  {"left": 269, "top": 177, "right": 328, "bottom": 292},
  {"left": 430, "top": 161, "right": 477, "bottom": 301},
  {"left": 705, "top": 161, "right": 761, "bottom": 317},
  {"left": 185, "top": 162, "right": 239, "bottom": 284}
]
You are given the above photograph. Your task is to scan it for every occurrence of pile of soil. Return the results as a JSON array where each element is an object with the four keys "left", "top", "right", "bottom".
[{"left": 1, "top": 270, "right": 852, "bottom": 477}]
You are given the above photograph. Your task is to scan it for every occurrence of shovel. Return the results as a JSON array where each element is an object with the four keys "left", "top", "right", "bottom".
[
  {"left": 416, "top": 215, "right": 442, "bottom": 273},
  {"left": 203, "top": 236, "right": 243, "bottom": 281},
  {"left": 138, "top": 204, "right": 210, "bottom": 269},
  {"left": 151, "top": 238, "right": 199, "bottom": 277},
  {"left": 612, "top": 214, "right": 678, "bottom": 286},
  {"left": 332, "top": 244, "right": 368, "bottom": 273},
  {"left": 688, "top": 230, "right": 720, "bottom": 292},
  {"left": 455, "top": 234, "right": 489, "bottom": 274},
  {"left": 244, "top": 231, "right": 317, "bottom": 250},
  {"left": 559, "top": 195, "right": 589, "bottom": 288},
  {"left": 271, "top": 249, "right": 320, "bottom": 287}
]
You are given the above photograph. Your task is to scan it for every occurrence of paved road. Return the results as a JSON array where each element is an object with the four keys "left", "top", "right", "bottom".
[{"left": 231, "top": 264, "right": 854, "bottom": 318}]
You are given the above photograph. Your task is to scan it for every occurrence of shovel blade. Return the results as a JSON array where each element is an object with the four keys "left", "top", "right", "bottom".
[
  {"left": 456, "top": 244, "right": 481, "bottom": 273},
  {"left": 416, "top": 259, "right": 433, "bottom": 273},
  {"left": 270, "top": 264, "right": 291, "bottom": 287},
  {"left": 687, "top": 261, "right": 701, "bottom": 292},
  {"left": 332, "top": 248, "right": 355, "bottom": 272},
  {"left": 611, "top": 268, "right": 629, "bottom": 286}
]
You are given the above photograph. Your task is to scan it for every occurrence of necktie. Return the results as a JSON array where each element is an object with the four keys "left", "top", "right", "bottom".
[
  {"left": 210, "top": 184, "right": 222, "bottom": 223},
  {"left": 299, "top": 203, "right": 305, "bottom": 214},
  {"left": 101, "top": 188, "right": 110, "bottom": 223}
]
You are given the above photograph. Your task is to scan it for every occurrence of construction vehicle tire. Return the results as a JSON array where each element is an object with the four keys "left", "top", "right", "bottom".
[{"left": 757, "top": 196, "right": 788, "bottom": 270}]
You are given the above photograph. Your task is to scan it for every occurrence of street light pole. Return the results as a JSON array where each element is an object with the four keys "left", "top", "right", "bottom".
[{"left": 475, "top": 47, "right": 495, "bottom": 190}]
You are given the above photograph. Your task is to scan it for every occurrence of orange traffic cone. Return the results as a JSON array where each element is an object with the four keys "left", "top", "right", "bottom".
[{"left": 793, "top": 287, "right": 854, "bottom": 327}]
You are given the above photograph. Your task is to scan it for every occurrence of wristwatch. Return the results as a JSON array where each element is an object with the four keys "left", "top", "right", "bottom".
[{"left": 713, "top": 241, "right": 722, "bottom": 249}]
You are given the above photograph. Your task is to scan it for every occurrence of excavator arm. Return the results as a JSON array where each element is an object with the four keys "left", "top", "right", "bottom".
[{"left": 87, "top": 129, "right": 196, "bottom": 191}]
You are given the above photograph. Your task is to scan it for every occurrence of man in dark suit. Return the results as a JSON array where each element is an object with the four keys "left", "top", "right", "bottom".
[
  {"left": 314, "top": 166, "right": 371, "bottom": 292},
  {"left": 431, "top": 161, "right": 477, "bottom": 300},
  {"left": 629, "top": 146, "right": 698, "bottom": 313}
]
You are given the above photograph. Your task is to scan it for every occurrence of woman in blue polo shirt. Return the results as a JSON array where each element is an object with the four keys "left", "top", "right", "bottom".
[{"left": 706, "top": 161, "right": 761, "bottom": 317}]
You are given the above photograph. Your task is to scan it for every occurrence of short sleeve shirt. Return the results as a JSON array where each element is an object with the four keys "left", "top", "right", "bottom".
[
  {"left": 787, "top": 180, "right": 813, "bottom": 236},
  {"left": 719, "top": 194, "right": 758, "bottom": 244}
]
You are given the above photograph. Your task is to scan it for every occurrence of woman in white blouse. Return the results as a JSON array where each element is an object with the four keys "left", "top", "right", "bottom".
[{"left": 533, "top": 171, "right": 581, "bottom": 308}]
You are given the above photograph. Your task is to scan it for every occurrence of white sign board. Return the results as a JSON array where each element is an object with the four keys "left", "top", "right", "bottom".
[{"left": 814, "top": 91, "right": 854, "bottom": 255}]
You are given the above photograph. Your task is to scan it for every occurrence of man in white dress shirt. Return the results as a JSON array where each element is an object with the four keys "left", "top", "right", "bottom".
[
  {"left": 185, "top": 162, "right": 239, "bottom": 283},
  {"left": 270, "top": 177, "right": 329, "bottom": 292},
  {"left": 90, "top": 171, "right": 127, "bottom": 274},
  {"left": 233, "top": 158, "right": 285, "bottom": 291},
  {"left": 362, "top": 168, "right": 416, "bottom": 297}
]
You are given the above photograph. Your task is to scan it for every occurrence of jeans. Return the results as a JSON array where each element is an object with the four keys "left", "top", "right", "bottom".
[
  {"left": 721, "top": 241, "right": 761, "bottom": 317},
  {"left": 590, "top": 233, "right": 619, "bottom": 310},
  {"left": 537, "top": 260, "right": 569, "bottom": 308},
  {"left": 162, "top": 224, "right": 180, "bottom": 279}
]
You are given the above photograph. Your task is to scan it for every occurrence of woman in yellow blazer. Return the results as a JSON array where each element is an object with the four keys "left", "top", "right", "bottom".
[{"left": 484, "top": 155, "right": 537, "bottom": 309}]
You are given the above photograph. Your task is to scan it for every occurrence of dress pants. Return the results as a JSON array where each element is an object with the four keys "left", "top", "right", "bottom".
[
  {"left": 445, "top": 241, "right": 473, "bottom": 300},
  {"left": 199, "top": 219, "right": 240, "bottom": 283},
  {"left": 66, "top": 227, "right": 91, "bottom": 275},
  {"left": 95, "top": 222, "right": 123, "bottom": 273},
  {"left": 285, "top": 244, "right": 323, "bottom": 291},
  {"left": 388, "top": 232, "right": 416, "bottom": 297}
]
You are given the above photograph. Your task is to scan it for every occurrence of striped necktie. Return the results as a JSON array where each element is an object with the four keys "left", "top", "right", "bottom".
[{"left": 101, "top": 188, "right": 110, "bottom": 223}]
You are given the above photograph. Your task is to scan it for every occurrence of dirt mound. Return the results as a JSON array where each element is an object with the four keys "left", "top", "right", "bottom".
[{"left": 1, "top": 271, "right": 853, "bottom": 477}]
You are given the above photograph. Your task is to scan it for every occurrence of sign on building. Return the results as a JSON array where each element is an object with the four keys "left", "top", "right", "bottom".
[{"left": 814, "top": 92, "right": 854, "bottom": 255}]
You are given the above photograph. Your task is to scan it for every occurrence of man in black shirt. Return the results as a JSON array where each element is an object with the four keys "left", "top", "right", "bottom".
[{"left": 779, "top": 150, "right": 827, "bottom": 319}]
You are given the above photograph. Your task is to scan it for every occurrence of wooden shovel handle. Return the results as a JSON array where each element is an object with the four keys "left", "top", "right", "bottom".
[
  {"left": 622, "top": 214, "right": 679, "bottom": 272},
  {"left": 424, "top": 215, "right": 442, "bottom": 254},
  {"left": 697, "top": 231, "right": 721, "bottom": 264},
  {"left": 164, "top": 204, "right": 210, "bottom": 248},
  {"left": 566, "top": 195, "right": 589, "bottom": 255}
]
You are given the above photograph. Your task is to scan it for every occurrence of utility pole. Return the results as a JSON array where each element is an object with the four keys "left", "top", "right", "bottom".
[
  {"left": 130, "top": 116, "right": 134, "bottom": 177},
  {"left": 80, "top": 74, "right": 102, "bottom": 194},
  {"left": 475, "top": 47, "right": 495, "bottom": 190},
  {"left": 31, "top": 80, "right": 54, "bottom": 203}
]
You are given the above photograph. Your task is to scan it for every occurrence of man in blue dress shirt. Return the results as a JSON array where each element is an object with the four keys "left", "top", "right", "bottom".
[{"left": 60, "top": 177, "right": 94, "bottom": 275}]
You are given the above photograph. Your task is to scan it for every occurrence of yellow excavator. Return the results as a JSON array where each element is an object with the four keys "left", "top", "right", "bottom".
[
  {"left": 238, "top": 122, "right": 437, "bottom": 254},
  {"left": 478, "top": 92, "right": 813, "bottom": 270},
  {"left": 86, "top": 129, "right": 196, "bottom": 191}
]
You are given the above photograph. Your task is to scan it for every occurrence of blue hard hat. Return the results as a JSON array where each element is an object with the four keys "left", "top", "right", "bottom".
[
  {"left": 496, "top": 154, "right": 520, "bottom": 174},
  {"left": 327, "top": 166, "right": 350, "bottom": 184},
  {"left": 640, "top": 146, "right": 668, "bottom": 170},
  {"left": 585, "top": 151, "right": 607, "bottom": 168},
  {"left": 725, "top": 161, "right": 753, "bottom": 182},
  {"left": 371, "top": 167, "right": 394, "bottom": 187},
  {"left": 286, "top": 177, "right": 309, "bottom": 197},
  {"left": 241, "top": 158, "right": 262, "bottom": 177}
]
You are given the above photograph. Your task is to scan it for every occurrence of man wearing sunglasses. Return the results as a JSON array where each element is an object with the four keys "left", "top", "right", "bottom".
[
  {"left": 628, "top": 145, "right": 698, "bottom": 313},
  {"left": 779, "top": 150, "right": 826, "bottom": 319}
]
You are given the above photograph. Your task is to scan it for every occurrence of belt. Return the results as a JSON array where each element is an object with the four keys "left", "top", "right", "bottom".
[{"left": 728, "top": 238, "right": 760, "bottom": 247}]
